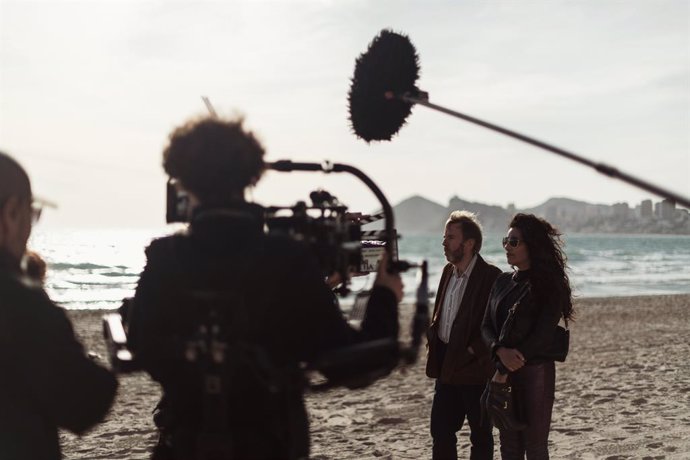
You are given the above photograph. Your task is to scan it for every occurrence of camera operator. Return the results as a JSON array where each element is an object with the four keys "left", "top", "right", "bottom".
[{"left": 126, "top": 115, "right": 402, "bottom": 460}]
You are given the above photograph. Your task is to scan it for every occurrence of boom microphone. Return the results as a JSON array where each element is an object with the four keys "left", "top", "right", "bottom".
[
  {"left": 347, "top": 29, "right": 690, "bottom": 208},
  {"left": 347, "top": 29, "right": 422, "bottom": 142}
]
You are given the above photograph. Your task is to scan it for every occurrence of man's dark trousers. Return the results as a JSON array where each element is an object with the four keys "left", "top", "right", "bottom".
[{"left": 430, "top": 380, "right": 493, "bottom": 460}]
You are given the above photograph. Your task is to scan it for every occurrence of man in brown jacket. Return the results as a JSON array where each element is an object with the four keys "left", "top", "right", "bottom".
[{"left": 426, "top": 211, "right": 501, "bottom": 459}]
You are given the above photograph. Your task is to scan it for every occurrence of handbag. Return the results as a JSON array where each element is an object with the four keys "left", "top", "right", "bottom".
[{"left": 481, "top": 380, "right": 526, "bottom": 431}]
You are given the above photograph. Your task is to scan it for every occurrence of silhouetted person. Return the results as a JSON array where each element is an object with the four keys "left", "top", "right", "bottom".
[
  {"left": 0, "top": 151, "right": 118, "bottom": 460},
  {"left": 127, "top": 115, "right": 402, "bottom": 460}
]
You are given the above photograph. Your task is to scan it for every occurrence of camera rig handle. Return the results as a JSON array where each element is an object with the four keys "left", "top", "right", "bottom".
[
  {"left": 402, "top": 259, "right": 429, "bottom": 364},
  {"left": 268, "top": 160, "right": 403, "bottom": 271},
  {"left": 102, "top": 312, "right": 139, "bottom": 373}
]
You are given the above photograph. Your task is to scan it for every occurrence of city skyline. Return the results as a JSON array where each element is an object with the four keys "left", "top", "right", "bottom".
[{"left": 390, "top": 193, "right": 690, "bottom": 234}]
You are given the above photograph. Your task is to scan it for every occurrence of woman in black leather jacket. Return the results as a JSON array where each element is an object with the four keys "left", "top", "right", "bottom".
[{"left": 481, "top": 213, "right": 573, "bottom": 459}]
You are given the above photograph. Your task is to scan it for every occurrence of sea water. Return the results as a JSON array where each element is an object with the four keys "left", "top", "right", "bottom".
[
  {"left": 28, "top": 228, "right": 690, "bottom": 310},
  {"left": 398, "top": 232, "right": 690, "bottom": 300}
]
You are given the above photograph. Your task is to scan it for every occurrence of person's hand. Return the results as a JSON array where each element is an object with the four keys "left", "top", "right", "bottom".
[
  {"left": 374, "top": 257, "right": 404, "bottom": 303},
  {"left": 325, "top": 272, "right": 343, "bottom": 289},
  {"left": 496, "top": 347, "right": 525, "bottom": 372},
  {"left": 467, "top": 345, "right": 475, "bottom": 355},
  {"left": 24, "top": 250, "right": 47, "bottom": 283},
  {"left": 491, "top": 370, "right": 508, "bottom": 383}
]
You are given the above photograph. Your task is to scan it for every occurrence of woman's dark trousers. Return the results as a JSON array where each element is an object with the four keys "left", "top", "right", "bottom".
[
  {"left": 499, "top": 361, "right": 555, "bottom": 460},
  {"left": 430, "top": 380, "right": 494, "bottom": 459}
]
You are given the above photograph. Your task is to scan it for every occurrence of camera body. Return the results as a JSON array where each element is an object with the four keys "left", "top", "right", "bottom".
[{"left": 166, "top": 180, "right": 396, "bottom": 278}]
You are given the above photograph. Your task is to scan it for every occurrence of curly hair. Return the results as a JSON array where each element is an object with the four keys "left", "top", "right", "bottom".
[
  {"left": 509, "top": 213, "right": 574, "bottom": 321},
  {"left": 162, "top": 116, "right": 265, "bottom": 205}
]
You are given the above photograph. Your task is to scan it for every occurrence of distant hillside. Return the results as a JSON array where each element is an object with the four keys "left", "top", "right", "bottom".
[
  {"left": 373, "top": 195, "right": 511, "bottom": 234},
  {"left": 523, "top": 197, "right": 609, "bottom": 219},
  {"left": 390, "top": 195, "right": 448, "bottom": 233},
  {"left": 446, "top": 196, "right": 512, "bottom": 232},
  {"left": 382, "top": 195, "right": 690, "bottom": 235},
  {"left": 362, "top": 195, "right": 447, "bottom": 233}
]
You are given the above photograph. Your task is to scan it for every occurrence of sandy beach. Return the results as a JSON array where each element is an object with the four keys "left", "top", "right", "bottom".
[{"left": 61, "top": 294, "right": 690, "bottom": 459}]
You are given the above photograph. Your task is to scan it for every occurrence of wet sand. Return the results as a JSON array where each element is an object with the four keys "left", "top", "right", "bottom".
[{"left": 62, "top": 294, "right": 690, "bottom": 459}]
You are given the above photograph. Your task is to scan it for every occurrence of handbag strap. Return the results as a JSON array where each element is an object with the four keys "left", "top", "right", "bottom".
[
  {"left": 513, "top": 278, "right": 569, "bottom": 330},
  {"left": 512, "top": 281, "right": 530, "bottom": 309}
]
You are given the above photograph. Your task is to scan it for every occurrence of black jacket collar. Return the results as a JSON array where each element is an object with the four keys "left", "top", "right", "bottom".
[{"left": 189, "top": 202, "right": 265, "bottom": 242}]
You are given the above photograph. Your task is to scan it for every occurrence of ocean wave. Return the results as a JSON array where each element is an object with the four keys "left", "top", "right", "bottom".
[
  {"left": 99, "top": 271, "right": 139, "bottom": 278},
  {"left": 46, "top": 285, "right": 135, "bottom": 302},
  {"left": 49, "top": 262, "right": 112, "bottom": 270},
  {"left": 54, "top": 300, "right": 123, "bottom": 311},
  {"left": 61, "top": 281, "right": 137, "bottom": 288},
  {"left": 577, "top": 273, "right": 690, "bottom": 285},
  {"left": 48, "top": 285, "right": 137, "bottom": 292}
]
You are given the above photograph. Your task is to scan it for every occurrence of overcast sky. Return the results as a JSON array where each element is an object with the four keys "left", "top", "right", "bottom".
[{"left": 1, "top": 0, "right": 688, "bottom": 228}]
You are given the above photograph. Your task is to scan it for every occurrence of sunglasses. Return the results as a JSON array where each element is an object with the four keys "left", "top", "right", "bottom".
[
  {"left": 31, "top": 200, "right": 43, "bottom": 224},
  {"left": 0, "top": 196, "right": 45, "bottom": 225},
  {"left": 502, "top": 237, "right": 522, "bottom": 248}
]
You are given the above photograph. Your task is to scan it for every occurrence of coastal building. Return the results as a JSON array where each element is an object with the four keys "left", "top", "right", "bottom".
[
  {"left": 660, "top": 199, "right": 676, "bottom": 221},
  {"left": 640, "top": 199, "right": 653, "bottom": 218},
  {"left": 612, "top": 202, "right": 630, "bottom": 218}
]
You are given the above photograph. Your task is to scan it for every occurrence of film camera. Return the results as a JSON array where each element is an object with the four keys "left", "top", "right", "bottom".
[{"left": 166, "top": 160, "right": 399, "bottom": 290}]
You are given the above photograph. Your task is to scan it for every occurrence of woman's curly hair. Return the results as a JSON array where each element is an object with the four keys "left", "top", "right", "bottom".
[
  {"left": 163, "top": 116, "right": 265, "bottom": 205},
  {"left": 509, "top": 213, "right": 574, "bottom": 321}
]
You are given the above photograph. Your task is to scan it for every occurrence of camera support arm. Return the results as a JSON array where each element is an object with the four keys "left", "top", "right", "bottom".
[{"left": 268, "top": 160, "right": 404, "bottom": 271}]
